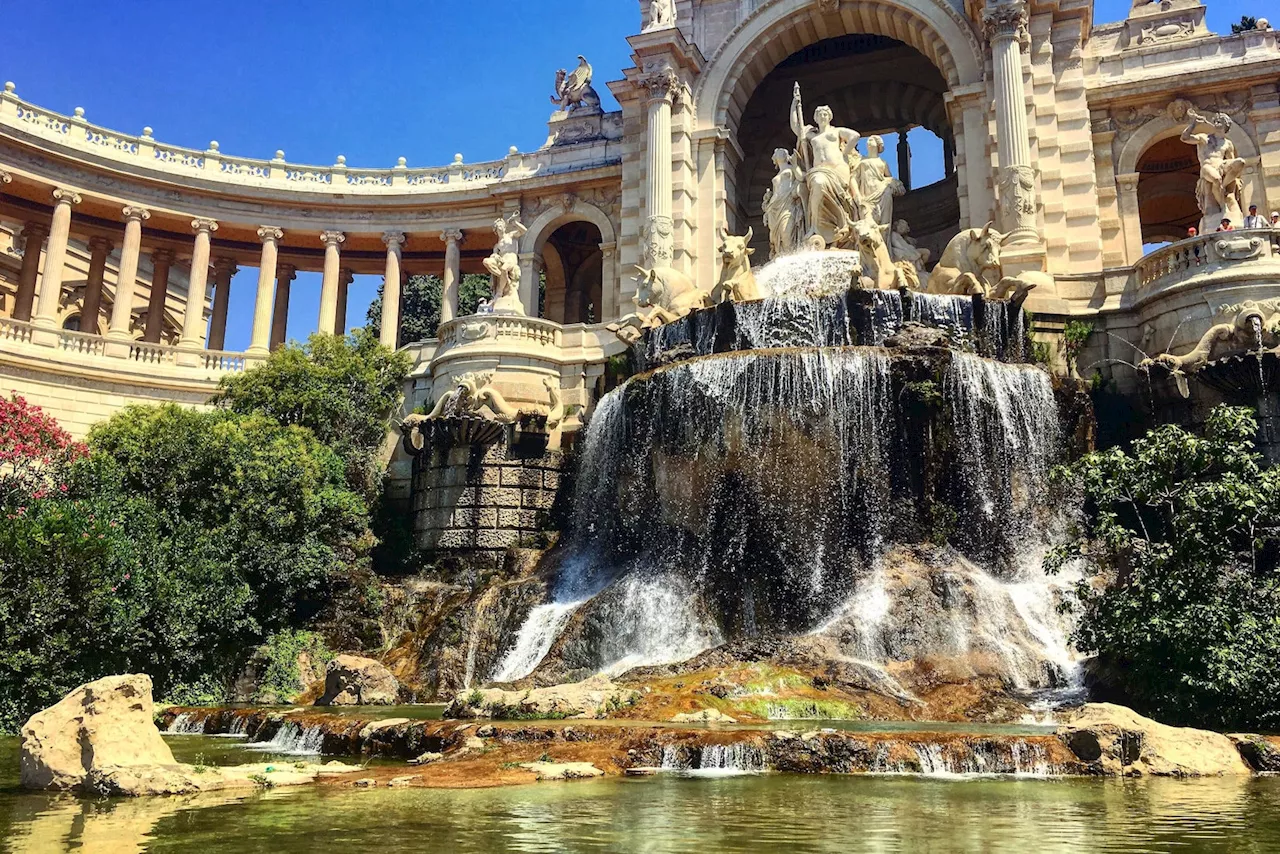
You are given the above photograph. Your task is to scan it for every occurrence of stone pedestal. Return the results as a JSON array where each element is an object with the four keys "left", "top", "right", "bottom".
[
  {"left": 1122, "top": 0, "right": 1210, "bottom": 50},
  {"left": 542, "top": 108, "right": 624, "bottom": 149}
]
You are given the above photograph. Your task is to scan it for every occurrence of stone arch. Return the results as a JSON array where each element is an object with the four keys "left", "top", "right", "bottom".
[
  {"left": 521, "top": 201, "right": 617, "bottom": 256},
  {"left": 521, "top": 200, "right": 618, "bottom": 321},
  {"left": 694, "top": 0, "right": 984, "bottom": 132},
  {"left": 1117, "top": 117, "right": 1259, "bottom": 177}
]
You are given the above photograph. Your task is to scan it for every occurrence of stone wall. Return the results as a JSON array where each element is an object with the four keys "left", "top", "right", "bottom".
[{"left": 412, "top": 442, "right": 566, "bottom": 569}]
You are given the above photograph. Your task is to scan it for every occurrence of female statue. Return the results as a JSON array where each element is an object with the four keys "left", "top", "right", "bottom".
[
  {"left": 853, "top": 135, "right": 906, "bottom": 229},
  {"left": 789, "top": 83, "right": 861, "bottom": 248},
  {"left": 762, "top": 148, "right": 806, "bottom": 257}
]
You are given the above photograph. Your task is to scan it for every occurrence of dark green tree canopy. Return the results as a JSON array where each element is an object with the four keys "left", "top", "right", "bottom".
[
  {"left": 366, "top": 274, "right": 492, "bottom": 345},
  {"left": 1047, "top": 405, "right": 1280, "bottom": 729}
]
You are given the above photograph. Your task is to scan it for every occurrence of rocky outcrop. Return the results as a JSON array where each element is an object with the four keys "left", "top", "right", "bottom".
[
  {"left": 1228, "top": 734, "right": 1280, "bottom": 773},
  {"left": 1057, "top": 704, "right": 1252, "bottom": 777},
  {"left": 316, "top": 655, "right": 400, "bottom": 706},
  {"left": 519, "top": 761, "right": 604, "bottom": 781},
  {"left": 21, "top": 674, "right": 362, "bottom": 796},
  {"left": 446, "top": 675, "right": 639, "bottom": 719},
  {"left": 21, "top": 674, "right": 178, "bottom": 791}
]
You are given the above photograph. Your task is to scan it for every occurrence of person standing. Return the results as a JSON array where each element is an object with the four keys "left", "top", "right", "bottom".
[
  {"left": 1243, "top": 205, "right": 1266, "bottom": 229},
  {"left": 1271, "top": 211, "right": 1280, "bottom": 227}
]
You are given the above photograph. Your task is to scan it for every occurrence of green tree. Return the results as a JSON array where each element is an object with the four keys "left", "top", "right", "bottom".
[
  {"left": 211, "top": 330, "right": 410, "bottom": 492},
  {"left": 1231, "top": 15, "right": 1258, "bottom": 33},
  {"left": 366, "top": 274, "right": 493, "bottom": 345},
  {"left": 1047, "top": 406, "right": 1280, "bottom": 729}
]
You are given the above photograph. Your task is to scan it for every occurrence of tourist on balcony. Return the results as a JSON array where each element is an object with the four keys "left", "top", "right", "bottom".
[
  {"left": 1186, "top": 226, "right": 1198, "bottom": 238},
  {"left": 1216, "top": 218, "right": 1234, "bottom": 232},
  {"left": 1271, "top": 211, "right": 1279, "bottom": 227},
  {"left": 1243, "top": 205, "right": 1266, "bottom": 229}
]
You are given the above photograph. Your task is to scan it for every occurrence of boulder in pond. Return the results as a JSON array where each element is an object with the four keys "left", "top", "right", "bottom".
[
  {"left": 21, "top": 674, "right": 176, "bottom": 791},
  {"left": 1057, "top": 703, "right": 1251, "bottom": 777},
  {"left": 316, "top": 654, "right": 399, "bottom": 706}
]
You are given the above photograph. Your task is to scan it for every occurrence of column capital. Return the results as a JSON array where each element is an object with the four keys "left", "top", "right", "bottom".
[
  {"left": 320, "top": 230, "right": 346, "bottom": 247},
  {"left": 122, "top": 205, "right": 152, "bottom": 223},
  {"left": 21, "top": 220, "right": 50, "bottom": 238},
  {"left": 440, "top": 228, "right": 464, "bottom": 245},
  {"left": 213, "top": 256, "right": 238, "bottom": 276},
  {"left": 382, "top": 230, "right": 406, "bottom": 248},
  {"left": 257, "top": 226, "right": 284, "bottom": 243},
  {"left": 151, "top": 247, "right": 175, "bottom": 264},
  {"left": 338, "top": 267, "right": 355, "bottom": 286},
  {"left": 636, "top": 63, "right": 684, "bottom": 105},
  {"left": 87, "top": 235, "right": 114, "bottom": 253},
  {"left": 52, "top": 187, "right": 82, "bottom": 206},
  {"left": 0, "top": 169, "right": 10, "bottom": 184},
  {"left": 982, "top": 0, "right": 1029, "bottom": 43},
  {"left": 190, "top": 217, "right": 219, "bottom": 235},
  {"left": 278, "top": 262, "right": 298, "bottom": 279}
]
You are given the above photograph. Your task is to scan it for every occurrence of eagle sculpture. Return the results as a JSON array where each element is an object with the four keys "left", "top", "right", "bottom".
[{"left": 551, "top": 55, "right": 601, "bottom": 113}]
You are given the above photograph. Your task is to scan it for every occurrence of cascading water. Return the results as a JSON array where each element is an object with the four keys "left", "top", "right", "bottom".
[
  {"left": 660, "top": 743, "right": 765, "bottom": 775},
  {"left": 164, "top": 713, "right": 205, "bottom": 735},
  {"left": 248, "top": 722, "right": 325, "bottom": 755}
]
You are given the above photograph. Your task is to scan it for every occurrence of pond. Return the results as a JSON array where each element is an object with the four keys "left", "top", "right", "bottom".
[{"left": 3, "top": 735, "right": 1280, "bottom": 852}]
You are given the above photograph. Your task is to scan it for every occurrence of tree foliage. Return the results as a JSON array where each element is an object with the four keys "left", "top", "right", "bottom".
[
  {"left": 366, "top": 274, "right": 493, "bottom": 345},
  {"left": 1231, "top": 15, "right": 1258, "bottom": 33},
  {"left": 211, "top": 330, "right": 410, "bottom": 493},
  {"left": 0, "top": 394, "right": 87, "bottom": 504},
  {"left": 1047, "top": 405, "right": 1280, "bottom": 729}
]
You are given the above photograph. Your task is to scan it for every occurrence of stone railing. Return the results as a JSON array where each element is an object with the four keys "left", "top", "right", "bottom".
[
  {"left": 56, "top": 327, "right": 107, "bottom": 357},
  {"left": 1134, "top": 228, "right": 1280, "bottom": 302},
  {"left": 435, "top": 314, "right": 566, "bottom": 353},
  {"left": 0, "top": 315, "right": 34, "bottom": 345},
  {"left": 0, "top": 84, "right": 548, "bottom": 195},
  {"left": 0, "top": 316, "right": 250, "bottom": 374}
]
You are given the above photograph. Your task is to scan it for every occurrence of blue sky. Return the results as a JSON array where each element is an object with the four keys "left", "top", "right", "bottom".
[{"left": 2, "top": 0, "right": 1258, "bottom": 347}]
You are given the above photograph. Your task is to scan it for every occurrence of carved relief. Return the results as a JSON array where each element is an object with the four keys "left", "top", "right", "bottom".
[{"left": 1214, "top": 235, "right": 1265, "bottom": 261}]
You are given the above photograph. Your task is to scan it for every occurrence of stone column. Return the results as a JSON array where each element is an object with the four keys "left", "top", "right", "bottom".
[
  {"left": 107, "top": 206, "right": 150, "bottom": 341},
  {"left": 897, "top": 129, "right": 912, "bottom": 191},
  {"left": 142, "top": 249, "right": 174, "bottom": 343},
  {"left": 317, "top": 230, "right": 345, "bottom": 334},
  {"left": 247, "top": 227, "right": 283, "bottom": 357},
  {"left": 33, "top": 188, "right": 81, "bottom": 329},
  {"left": 380, "top": 231, "right": 405, "bottom": 349},
  {"left": 639, "top": 64, "right": 680, "bottom": 268},
  {"left": 943, "top": 137, "right": 955, "bottom": 177},
  {"left": 984, "top": 0, "right": 1038, "bottom": 244},
  {"left": 12, "top": 221, "right": 49, "bottom": 322},
  {"left": 270, "top": 263, "right": 297, "bottom": 351},
  {"left": 334, "top": 267, "right": 353, "bottom": 335},
  {"left": 518, "top": 252, "right": 542, "bottom": 316},
  {"left": 1115, "top": 173, "right": 1145, "bottom": 266},
  {"left": 207, "top": 256, "right": 237, "bottom": 351},
  {"left": 81, "top": 235, "right": 114, "bottom": 334},
  {"left": 600, "top": 244, "right": 618, "bottom": 322},
  {"left": 439, "top": 229, "right": 463, "bottom": 324},
  {"left": 179, "top": 218, "right": 218, "bottom": 348}
]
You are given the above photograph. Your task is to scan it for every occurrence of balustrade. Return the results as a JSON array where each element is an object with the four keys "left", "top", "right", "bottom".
[
  {"left": 0, "top": 85, "right": 532, "bottom": 195},
  {"left": 1134, "top": 229, "right": 1280, "bottom": 298},
  {"left": 57, "top": 327, "right": 107, "bottom": 357}
]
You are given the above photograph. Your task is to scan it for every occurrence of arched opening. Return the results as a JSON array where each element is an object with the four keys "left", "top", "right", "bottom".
[
  {"left": 541, "top": 221, "right": 603, "bottom": 324},
  {"left": 1137, "top": 136, "right": 1200, "bottom": 247},
  {"left": 731, "top": 34, "right": 959, "bottom": 260}
]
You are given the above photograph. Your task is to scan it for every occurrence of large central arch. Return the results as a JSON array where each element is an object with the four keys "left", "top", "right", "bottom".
[{"left": 688, "top": 0, "right": 986, "bottom": 284}]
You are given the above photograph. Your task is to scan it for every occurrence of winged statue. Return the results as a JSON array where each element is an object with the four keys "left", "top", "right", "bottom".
[{"left": 551, "top": 55, "right": 602, "bottom": 113}]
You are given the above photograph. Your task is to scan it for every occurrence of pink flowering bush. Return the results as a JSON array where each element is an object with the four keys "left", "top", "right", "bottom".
[{"left": 0, "top": 394, "right": 87, "bottom": 504}]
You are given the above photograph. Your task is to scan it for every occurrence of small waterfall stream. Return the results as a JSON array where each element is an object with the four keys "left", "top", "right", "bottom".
[
  {"left": 247, "top": 722, "right": 325, "bottom": 755},
  {"left": 164, "top": 713, "right": 205, "bottom": 735}
]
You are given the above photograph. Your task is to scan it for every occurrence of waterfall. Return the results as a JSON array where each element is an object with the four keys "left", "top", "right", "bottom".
[
  {"left": 734, "top": 295, "right": 847, "bottom": 350},
  {"left": 871, "top": 740, "right": 1057, "bottom": 777},
  {"left": 659, "top": 743, "right": 764, "bottom": 775},
  {"left": 248, "top": 722, "right": 325, "bottom": 755},
  {"left": 756, "top": 250, "right": 862, "bottom": 299},
  {"left": 489, "top": 599, "right": 584, "bottom": 683},
  {"left": 164, "top": 713, "right": 205, "bottom": 735},
  {"left": 909, "top": 292, "right": 972, "bottom": 336},
  {"left": 495, "top": 342, "right": 1077, "bottom": 692},
  {"left": 867, "top": 290, "right": 904, "bottom": 344}
]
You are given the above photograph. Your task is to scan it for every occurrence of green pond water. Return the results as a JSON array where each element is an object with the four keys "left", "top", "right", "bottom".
[{"left": 4, "top": 735, "right": 1280, "bottom": 853}]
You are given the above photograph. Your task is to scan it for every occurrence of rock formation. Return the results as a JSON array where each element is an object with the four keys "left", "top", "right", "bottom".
[
  {"left": 21, "top": 674, "right": 177, "bottom": 791},
  {"left": 1057, "top": 703, "right": 1252, "bottom": 776},
  {"left": 316, "top": 655, "right": 400, "bottom": 706}
]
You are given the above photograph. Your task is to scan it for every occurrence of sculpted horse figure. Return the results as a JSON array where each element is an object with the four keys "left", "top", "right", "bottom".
[{"left": 711, "top": 227, "right": 762, "bottom": 303}]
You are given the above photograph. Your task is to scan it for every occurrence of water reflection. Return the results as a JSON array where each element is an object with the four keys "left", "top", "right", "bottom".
[{"left": 2, "top": 774, "right": 1275, "bottom": 853}]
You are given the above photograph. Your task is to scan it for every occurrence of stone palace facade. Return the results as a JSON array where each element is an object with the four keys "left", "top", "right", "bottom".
[{"left": 2, "top": 0, "right": 1279, "bottom": 553}]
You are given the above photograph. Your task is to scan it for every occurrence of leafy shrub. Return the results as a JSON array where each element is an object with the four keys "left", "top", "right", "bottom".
[
  {"left": 1047, "top": 405, "right": 1280, "bottom": 729},
  {"left": 254, "top": 630, "right": 333, "bottom": 704},
  {"left": 0, "top": 393, "right": 87, "bottom": 503}
]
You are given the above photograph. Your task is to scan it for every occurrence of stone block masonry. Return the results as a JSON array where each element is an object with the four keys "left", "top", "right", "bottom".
[{"left": 412, "top": 442, "right": 566, "bottom": 569}]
